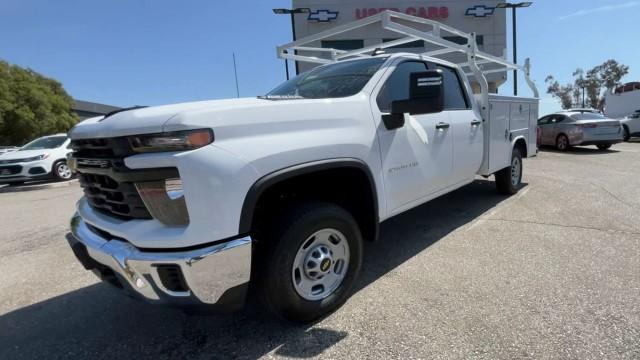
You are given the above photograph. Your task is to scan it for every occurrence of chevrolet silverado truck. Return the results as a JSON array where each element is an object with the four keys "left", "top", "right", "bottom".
[{"left": 66, "top": 11, "right": 539, "bottom": 323}]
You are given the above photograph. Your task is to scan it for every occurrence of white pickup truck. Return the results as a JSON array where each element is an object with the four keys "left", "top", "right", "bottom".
[{"left": 66, "top": 11, "right": 539, "bottom": 322}]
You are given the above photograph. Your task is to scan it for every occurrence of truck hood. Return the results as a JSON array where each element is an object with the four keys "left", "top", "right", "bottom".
[
  {"left": 69, "top": 98, "right": 273, "bottom": 139},
  {"left": 69, "top": 96, "right": 369, "bottom": 142}
]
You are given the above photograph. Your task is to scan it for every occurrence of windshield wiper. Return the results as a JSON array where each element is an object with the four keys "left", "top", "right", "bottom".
[{"left": 257, "top": 95, "right": 305, "bottom": 101}]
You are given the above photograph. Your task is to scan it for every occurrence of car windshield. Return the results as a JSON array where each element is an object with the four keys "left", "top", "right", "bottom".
[
  {"left": 21, "top": 136, "right": 66, "bottom": 150},
  {"left": 263, "top": 57, "right": 387, "bottom": 99},
  {"left": 570, "top": 113, "right": 606, "bottom": 120}
]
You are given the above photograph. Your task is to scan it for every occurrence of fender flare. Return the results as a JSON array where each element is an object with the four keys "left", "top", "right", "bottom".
[
  {"left": 238, "top": 158, "right": 379, "bottom": 240},
  {"left": 511, "top": 135, "right": 528, "bottom": 156}
]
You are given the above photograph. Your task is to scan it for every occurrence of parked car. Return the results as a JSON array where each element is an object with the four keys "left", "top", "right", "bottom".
[
  {"left": 64, "top": 12, "right": 540, "bottom": 323},
  {"left": 0, "top": 134, "right": 73, "bottom": 185},
  {"left": 566, "top": 108, "right": 600, "bottom": 114},
  {"left": 620, "top": 110, "right": 640, "bottom": 141},
  {"left": 537, "top": 111, "right": 623, "bottom": 151}
]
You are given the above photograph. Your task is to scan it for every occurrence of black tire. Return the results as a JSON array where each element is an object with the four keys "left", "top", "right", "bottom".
[
  {"left": 495, "top": 147, "right": 522, "bottom": 195},
  {"left": 622, "top": 126, "right": 630, "bottom": 142},
  {"left": 597, "top": 144, "right": 611, "bottom": 151},
  {"left": 256, "top": 202, "right": 363, "bottom": 323},
  {"left": 52, "top": 160, "right": 73, "bottom": 181},
  {"left": 556, "top": 134, "right": 569, "bottom": 151}
]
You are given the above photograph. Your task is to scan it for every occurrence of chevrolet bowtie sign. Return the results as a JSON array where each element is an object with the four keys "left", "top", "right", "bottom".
[
  {"left": 308, "top": 9, "right": 339, "bottom": 22},
  {"left": 465, "top": 5, "right": 495, "bottom": 17}
]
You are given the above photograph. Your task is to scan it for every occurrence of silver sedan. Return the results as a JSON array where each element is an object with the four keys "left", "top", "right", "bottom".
[{"left": 537, "top": 111, "right": 623, "bottom": 151}]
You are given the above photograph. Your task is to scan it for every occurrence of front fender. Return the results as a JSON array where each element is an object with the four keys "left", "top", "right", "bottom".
[{"left": 238, "top": 158, "right": 379, "bottom": 237}]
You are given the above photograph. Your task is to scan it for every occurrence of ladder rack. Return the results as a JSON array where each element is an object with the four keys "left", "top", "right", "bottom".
[{"left": 276, "top": 10, "right": 539, "bottom": 118}]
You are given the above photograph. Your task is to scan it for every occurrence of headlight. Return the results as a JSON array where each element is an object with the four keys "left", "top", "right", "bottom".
[
  {"left": 135, "top": 178, "right": 189, "bottom": 226},
  {"left": 24, "top": 154, "right": 50, "bottom": 162},
  {"left": 128, "top": 129, "right": 214, "bottom": 153}
]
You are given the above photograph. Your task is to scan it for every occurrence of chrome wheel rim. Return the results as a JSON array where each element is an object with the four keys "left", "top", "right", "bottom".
[
  {"left": 57, "top": 163, "right": 72, "bottom": 179},
  {"left": 511, "top": 156, "right": 521, "bottom": 186},
  {"left": 292, "top": 228, "right": 350, "bottom": 301}
]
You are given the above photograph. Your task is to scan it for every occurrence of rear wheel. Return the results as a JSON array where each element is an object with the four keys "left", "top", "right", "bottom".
[
  {"left": 597, "top": 144, "right": 612, "bottom": 151},
  {"left": 256, "top": 202, "right": 362, "bottom": 323},
  {"left": 556, "top": 134, "right": 569, "bottom": 151},
  {"left": 495, "top": 148, "right": 522, "bottom": 195},
  {"left": 53, "top": 160, "right": 73, "bottom": 181}
]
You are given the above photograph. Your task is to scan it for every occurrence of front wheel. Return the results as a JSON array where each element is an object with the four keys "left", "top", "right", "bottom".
[
  {"left": 597, "top": 144, "right": 612, "bottom": 151},
  {"left": 256, "top": 202, "right": 363, "bottom": 323},
  {"left": 53, "top": 160, "right": 73, "bottom": 181},
  {"left": 495, "top": 148, "right": 522, "bottom": 195}
]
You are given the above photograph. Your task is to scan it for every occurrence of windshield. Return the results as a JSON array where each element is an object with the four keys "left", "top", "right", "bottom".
[
  {"left": 570, "top": 113, "right": 607, "bottom": 120},
  {"left": 21, "top": 136, "right": 67, "bottom": 150},
  {"left": 264, "top": 57, "right": 386, "bottom": 99}
]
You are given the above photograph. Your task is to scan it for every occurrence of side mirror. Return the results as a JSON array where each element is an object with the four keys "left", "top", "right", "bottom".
[{"left": 382, "top": 70, "right": 445, "bottom": 130}]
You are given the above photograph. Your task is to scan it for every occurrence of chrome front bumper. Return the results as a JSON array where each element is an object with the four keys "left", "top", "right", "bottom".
[{"left": 67, "top": 213, "right": 252, "bottom": 310}]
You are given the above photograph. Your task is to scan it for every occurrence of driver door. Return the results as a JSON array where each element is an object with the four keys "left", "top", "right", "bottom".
[{"left": 372, "top": 60, "right": 453, "bottom": 213}]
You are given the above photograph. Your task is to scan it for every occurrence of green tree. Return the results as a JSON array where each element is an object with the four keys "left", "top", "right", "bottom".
[
  {"left": 545, "top": 59, "right": 629, "bottom": 110},
  {"left": 0, "top": 60, "right": 77, "bottom": 146},
  {"left": 544, "top": 75, "right": 573, "bottom": 109}
]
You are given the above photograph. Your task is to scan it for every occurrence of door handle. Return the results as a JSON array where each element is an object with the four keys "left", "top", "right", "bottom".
[
  {"left": 435, "top": 122, "right": 450, "bottom": 130},
  {"left": 471, "top": 120, "right": 482, "bottom": 126}
]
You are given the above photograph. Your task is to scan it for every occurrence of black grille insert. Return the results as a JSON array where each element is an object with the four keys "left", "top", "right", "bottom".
[
  {"left": 79, "top": 172, "right": 151, "bottom": 219},
  {"left": 71, "top": 138, "right": 179, "bottom": 221}
]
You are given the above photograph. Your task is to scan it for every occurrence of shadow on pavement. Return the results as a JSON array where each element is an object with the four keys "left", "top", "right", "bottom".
[
  {"left": 538, "top": 145, "right": 620, "bottom": 155},
  {"left": 0, "top": 179, "right": 513, "bottom": 359}
]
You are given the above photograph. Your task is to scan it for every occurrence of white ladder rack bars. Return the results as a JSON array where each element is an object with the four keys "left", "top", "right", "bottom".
[{"left": 276, "top": 10, "right": 539, "bottom": 119}]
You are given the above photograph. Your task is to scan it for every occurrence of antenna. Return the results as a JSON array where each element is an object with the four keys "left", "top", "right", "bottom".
[{"left": 232, "top": 53, "right": 240, "bottom": 98}]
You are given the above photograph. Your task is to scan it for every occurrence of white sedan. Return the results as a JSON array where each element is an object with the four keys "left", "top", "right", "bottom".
[{"left": 0, "top": 134, "right": 74, "bottom": 185}]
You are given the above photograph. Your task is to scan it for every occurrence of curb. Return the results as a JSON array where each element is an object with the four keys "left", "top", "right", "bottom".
[{"left": 0, "top": 179, "right": 79, "bottom": 194}]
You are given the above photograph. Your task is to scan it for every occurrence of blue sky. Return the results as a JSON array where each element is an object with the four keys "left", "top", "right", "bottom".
[{"left": 1, "top": 0, "right": 638, "bottom": 116}]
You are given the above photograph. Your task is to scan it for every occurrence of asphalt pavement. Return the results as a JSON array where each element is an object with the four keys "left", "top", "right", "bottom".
[{"left": 1, "top": 141, "right": 639, "bottom": 359}]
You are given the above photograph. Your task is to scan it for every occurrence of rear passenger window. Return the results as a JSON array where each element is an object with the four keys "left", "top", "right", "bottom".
[
  {"left": 433, "top": 64, "right": 469, "bottom": 110},
  {"left": 376, "top": 61, "right": 428, "bottom": 112}
]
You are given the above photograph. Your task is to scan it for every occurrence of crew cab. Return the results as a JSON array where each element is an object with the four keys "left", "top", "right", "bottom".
[{"left": 65, "top": 11, "right": 539, "bottom": 322}]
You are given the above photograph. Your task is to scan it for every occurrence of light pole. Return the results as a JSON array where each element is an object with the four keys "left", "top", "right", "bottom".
[
  {"left": 496, "top": 2, "right": 532, "bottom": 96},
  {"left": 273, "top": 7, "right": 310, "bottom": 80}
]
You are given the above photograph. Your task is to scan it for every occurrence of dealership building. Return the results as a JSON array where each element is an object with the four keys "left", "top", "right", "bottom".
[{"left": 290, "top": 0, "right": 507, "bottom": 92}]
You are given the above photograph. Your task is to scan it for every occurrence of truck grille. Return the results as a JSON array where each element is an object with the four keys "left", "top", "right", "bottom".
[
  {"left": 78, "top": 172, "right": 151, "bottom": 219},
  {"left": 71, "top": 137, "right": 179, "bottom": 221}
]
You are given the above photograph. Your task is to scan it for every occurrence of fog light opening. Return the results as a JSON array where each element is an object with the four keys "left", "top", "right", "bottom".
[{"left": 135, "top": 178, "right": 190, "bottom": 226}]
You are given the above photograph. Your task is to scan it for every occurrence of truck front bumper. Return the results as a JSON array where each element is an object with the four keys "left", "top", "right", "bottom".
[{"left": 67, "top": 213, "right": 252, "bottom": 311}]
